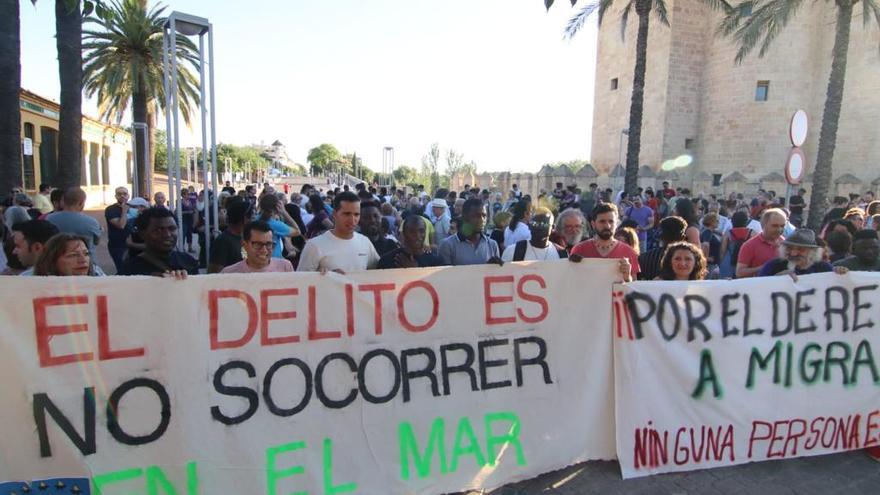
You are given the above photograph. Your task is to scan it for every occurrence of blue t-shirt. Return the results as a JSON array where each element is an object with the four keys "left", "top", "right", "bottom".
[{"left": 265, "top": 218, "right": 293, "bottom": 258}]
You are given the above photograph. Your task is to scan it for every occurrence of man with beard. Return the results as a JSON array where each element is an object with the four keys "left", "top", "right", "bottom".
[
  {"left": 757, "top": 229, "right": 833, "bottom": 277},
  {"left": 833, "top": 229, "right": 880, "bottom": 271},
  {"left": 378, "top": 215, "right": 443, "bottom": 269},
  {"left": 438, "top": 198, "right": 501, "bottom": 266},
  {"left": 123, "top": 207, "right": 198, "bottom": 277},
  {"left": 502, "top": 208, "right": 567, "bottom": 262},
  {"left": 551, "top": 209, "right": 587, "bottom": 253},
  {"left": 359, "top": 201, "right": 399, "bottom": 257},
  {"left": 570, "top": 202, "right": 639, "bottom": 280}
]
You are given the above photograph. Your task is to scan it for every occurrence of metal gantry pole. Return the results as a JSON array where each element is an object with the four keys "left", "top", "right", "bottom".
[
  {"left": 198, "top": 33, "right": 211, "bottom": 262},
  {"left": 161, "top": 27, "right": 176, "bottom": 232},
  {"left": 208, "top": 24, "right": 219, "bottom": 236}
]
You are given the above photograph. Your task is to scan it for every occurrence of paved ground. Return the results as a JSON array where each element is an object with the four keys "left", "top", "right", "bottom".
[
  {"left": 473, "top": 451, "right": 877, "bottom": 494},
  {"left": 83, "top": 210, "right": 878, "bottom": 494}
]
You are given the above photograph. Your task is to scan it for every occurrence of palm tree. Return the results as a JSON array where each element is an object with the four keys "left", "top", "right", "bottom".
[
  {"left": 56, "top": 0, "right": 83, "bottom": 188},
  {"left": 0, "top": 0, "right": 23, "bottom": 196},
  {"left": 707, "top": 0, "right": 880, "bottom": 231},
  {"left": 546, "top": 0, "right": 669, "bottom": 196},
  {"left": 82, "top": 0, "right": 200, "bottom": 195}
]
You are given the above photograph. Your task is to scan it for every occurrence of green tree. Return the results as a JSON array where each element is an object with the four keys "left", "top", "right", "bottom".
[
  {"left": 393, "top": 164, "right": 419, "bottom": 186},
  {"left": 83, "top": 0, "right": 201, "bottom": 195},
  {"left": 547, "top": 0, "right": 669, "bottom": 196},
  {"left": 307, "top": 143, "right": 341, "bottom": 175},
  {"left": 421, "top": 142, "right": 441, "bottom": 193},
  {"left": 0, "top": 0, "right": 23, "bottom": 195},
  {"left": 708, "top": 0, "right": 880, "bottom": 231}
]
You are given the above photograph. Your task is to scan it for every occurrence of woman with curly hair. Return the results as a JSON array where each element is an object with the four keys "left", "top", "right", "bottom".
[
  {"left": 33, "top": 234, "right": 102, "bottom": 276},
  {"left": 656, "top": 241, "right": 707, "bottom": 281}
]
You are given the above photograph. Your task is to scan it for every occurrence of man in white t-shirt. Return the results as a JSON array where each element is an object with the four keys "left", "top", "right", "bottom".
[
  {"left": 501, "top": 208, "right": 567, "bottom": 262},
  {"left": 297, "top": 191, "right": 379, "bottom": 273},
  {"left": 221, "top": 221, "right": 294, "bottom": 273}
]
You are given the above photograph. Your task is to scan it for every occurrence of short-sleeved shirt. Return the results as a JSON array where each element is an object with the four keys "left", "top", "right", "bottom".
[
  {"left": 297, "top": 231, "right": 379, "bottom": 273},
  {"left": 377, "top": 248, "right": 444, "bottom": 269},
  {"left": 122, "top": 251, "right": 199, "bottom": 276},
  {"left": 833, "top": 256, "right": 880, "bottom": 272},
  {"left": 737, "top": 234, "right": 783, "bottom": 271},
  {"left": 221, "top": 258, "right": 293, "bottom": 273},
  {"left": 501, "top": 241, "right": 563, "bottom": 262},
  {"left": 758, "top": 258, "right": 832, "bottom": 277},
  {"left": 371, "top": 236, "right": 400, "bottom": 258},
  {"left": 503, "top": 222, "right": 531, "bottom": 248},
  {"left": 46, "top": 211, "right": 102, "bottom": 257},
  {"left": 570, "top": 239, "right": 640, "bottom": 279},
  {"left": 438, "top": 233, "right": 500, "bottom": 266},
  {"left": 210, "top": 231, "right": 243, "bottom": 269},
  {"left": 104, "top": 204, "right": 131, "bottom": 248},
  {"left": 625, "top": 205, "right": 654, "bottom": 246},
  {"left": 259, "top": 218, "right": 293, "bottom": 258}
]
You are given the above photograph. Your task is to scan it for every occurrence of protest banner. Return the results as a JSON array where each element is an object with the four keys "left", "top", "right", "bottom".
[
  {"left": 613, "top": 273, "right": 880, "bottom": 478},
  {"left": 0, "top": 261, "right": 617, "bottom": 494}
]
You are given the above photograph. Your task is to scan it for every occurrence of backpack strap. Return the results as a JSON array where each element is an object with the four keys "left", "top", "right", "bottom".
[{"left": 513, "top": 240, "right": 528, "bottom": 261}]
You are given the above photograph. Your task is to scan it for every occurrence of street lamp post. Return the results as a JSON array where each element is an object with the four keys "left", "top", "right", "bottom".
[{"left": 383, "top": 146, "right": 394, "bottom": 185}]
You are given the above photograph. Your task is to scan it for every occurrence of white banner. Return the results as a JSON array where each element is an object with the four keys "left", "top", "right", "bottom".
[
  {"left": 614, "top": 273, "right": 880, "bottom": 478},
  {"left": 0, "top": 261, "right": 616, "bottom": 494}
]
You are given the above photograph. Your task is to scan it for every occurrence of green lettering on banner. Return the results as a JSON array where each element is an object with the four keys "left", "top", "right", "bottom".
[
  {"left": 323, "top": 438, "right": 356, "bottom": 494},
  {"left": 484, "top": 412, "right": 526, "bottom": 467},
  {"left": 691, "top": 349, "right": 723, "bottom": 399},
  {"left": 93, "top": 467, "right": 143, "bottom": 494},
  {"left": 399, "top": 417, "right": 447, "bottom": 480},
  {"left": 746, "top": 341, "right": 782, "bottom": 389},
  {"left": 851, "top": 340, "right": 880, "bottom": 385},
  {"left": 266, "top": 440, "right": 307, "bottom": 495},
  {"left": 450, "top": 416, "right": 487, "bottom": 472}
]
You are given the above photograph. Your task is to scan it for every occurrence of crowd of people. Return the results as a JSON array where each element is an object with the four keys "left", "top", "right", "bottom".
[{"left": 2, "top": 180, "right": 879, "bottom": 284}]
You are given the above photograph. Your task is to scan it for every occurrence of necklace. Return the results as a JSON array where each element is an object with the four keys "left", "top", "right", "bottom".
[{"left": 529, "top": 244, "right": 552, "bottom": 261}]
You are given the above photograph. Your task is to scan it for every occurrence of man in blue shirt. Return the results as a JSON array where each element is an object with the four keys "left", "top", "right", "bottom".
[{"left": 438, "top": 198, "right": 501, "bottom": 266}]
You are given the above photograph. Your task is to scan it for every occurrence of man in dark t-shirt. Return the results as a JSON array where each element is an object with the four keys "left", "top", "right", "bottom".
[
  {"left": 105, "top": 187, "right": 133, "bottom": 273},
  {"left": 378, "top": 215, "right": 443, "bottom": 269},
  {"left": 123, "top": 207, "right": 198, "bottom": 276},
  {"left": 208, "top": 200, "right": 249, "bottom": 273}
]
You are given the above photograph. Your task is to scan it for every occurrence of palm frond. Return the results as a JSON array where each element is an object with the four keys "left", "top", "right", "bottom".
[
  {"left": 564, "top": 1, "right": 602, "bottom": 40},
  {"left": 701, "top": 0, "right": 735, "bottom": 13},
  {"left": 620, "top": 0, "right": 634, "bottom": 42},
  {"left": 654, "top": 0, "right": 670, "bottom": 27},
  {"left": 722, "top": 0, "right": 807, "bottom": 64},
  {"left": 862, "top": 0, "right": 880, "bottom": 54}
]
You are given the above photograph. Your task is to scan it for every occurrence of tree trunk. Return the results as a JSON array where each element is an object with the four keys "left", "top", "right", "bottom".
[
  {"left": 0, "top": 0, "right": 23, "bottom": 196},
  {"left": 624, "top": 0, "right": 651, "bottom": 197},
  {"left": 56, "top": 0, "right": 83, "bottom": 189},
  {"left": 132, "top": 89, "right": 149, "bottom": 196},
  {"left": 806, "top": 2, "right": 853, "bottom": 231}
]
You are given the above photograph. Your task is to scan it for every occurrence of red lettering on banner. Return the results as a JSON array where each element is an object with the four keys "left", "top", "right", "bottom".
[
  {"left": 260, "top": 288, "right": 300, "bottom": 346},
  {"left": 96, "top": 295, "right": 144, "bottom": 361},
  {"left": 359, "top": 283, "right": 396, "bottom": 335},
  {"left": 308, "top": 286, "right": 341, "bottom": 340},
  {"left": 516, "top": 274, "right": 548, "bottom": 323},
  {"left": 345, "top": 284, "right": 355, "bottom": 337},
  {"left": 397, "top": 280, "right": 439, "bottom": 333},
  {"left": 865, "top": 411, "right": 880, "bottom": 448},
  {"left": 484, "top": 276, "right": 516, "bottom": 325},
  {"left": 34, "top": 296, "right": 92, "bottom": 367},
  {"left": 748, "top": 421, "right": 772, "bottom": 459},
  {"left": 209, "top": 290, "right": 258, "bottom": 350}
]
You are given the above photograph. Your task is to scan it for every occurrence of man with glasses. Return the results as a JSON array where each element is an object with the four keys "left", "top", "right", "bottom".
[
  {"left": 551, "top": 208, "right": 587, "bottom": 253},
  {"left": 221, "top": 221, "right": 293, "bottom": 273},
  {"left": 501, "top": 208, "right": 567, "bottom": 262}
]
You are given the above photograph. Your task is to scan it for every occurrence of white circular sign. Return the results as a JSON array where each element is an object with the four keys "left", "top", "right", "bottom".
[
  {"left": 785, "top": 148, "right": 806, "bottom": 185},
  {"left": 790, "top": 110, "right": 808, "bottom": 147}
]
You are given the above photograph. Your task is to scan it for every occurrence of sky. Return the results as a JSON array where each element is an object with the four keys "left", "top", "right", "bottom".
[{"left": 19, "top": 0, "right": 598, "bottom": 174}]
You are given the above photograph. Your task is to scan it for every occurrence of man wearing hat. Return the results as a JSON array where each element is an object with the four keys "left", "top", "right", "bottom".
[
  {"left": 430, "top": 198, "right": 451, "bottom": 245},
  {"left": 757, "top": 228, "right": 834, "bottom": 277}
]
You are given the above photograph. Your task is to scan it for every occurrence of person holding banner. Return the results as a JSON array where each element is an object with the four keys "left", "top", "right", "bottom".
[
  {"left": 122, "top": 207, "right": 199, "bottom": 278},
  {"left": 377, "top": 214, "right": 443, "bottom": 269},
  {"left": 757, "top": 228, "right": 836, "bottom": 278},
  {"left": 438, "top": 198, "right": 502, "bottom": 266},
  {"left": 570, "top": 202, "right": 639, "bottom": 281},
  {"left": 832, "top": 229, "right": 880, "bottom": 272},
  {"left": 655, "top": 241, "right": 707, "bottom": 281},
  {"left": 221, "top": 221, "right": 294, "bottom": 273},
  {"left": 32, "top": 234, "right": 103, "bottom": 276},
  {"left": 501, "top": 207, "right": 568, "bottom": 262}
]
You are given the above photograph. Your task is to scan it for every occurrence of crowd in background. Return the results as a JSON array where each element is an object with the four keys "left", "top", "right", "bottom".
[{"left": 2, "top": 179, "right": 879, "bottom": 283}]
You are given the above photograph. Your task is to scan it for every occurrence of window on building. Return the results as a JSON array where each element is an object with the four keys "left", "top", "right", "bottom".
[
  {"left": 89, "top": 142, "right": 100, "bottom": 186},
  {"left": 126, "top": 151, "right": 133, "bottom": 184},
  {"left": 102, "top": 145, "right": 111, "bottom": 187},
  {"left": 81, "top": 140, "right": 88, "bottom": 186},
  {"left": 755, "top": 81, "right": 770, "bottom": 101},
  {"left": 740, "top": 3, "right": 753, "bottom": 16},
  {"left": 22, "top": 123, "right": 36, "bottom": 190},
  {"left": 611, "top": 78, "right": 619, "bottom": 90},
  {"left": 685, "top": 138, "right": 694, "bottom": 149},
  {"left": 712, "top": 174, "right": 723, "bottom": 187},
  {"left": 38, "top": 127, "right": 58, "bottom": 187}
]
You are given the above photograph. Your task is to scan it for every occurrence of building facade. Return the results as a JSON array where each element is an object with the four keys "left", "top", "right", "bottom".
[
  {"left": 19, "top": 89, "right": 133, "bottom": 207},
  {"left": 590, "top": 0, "right": 880, "bottom": 197}
]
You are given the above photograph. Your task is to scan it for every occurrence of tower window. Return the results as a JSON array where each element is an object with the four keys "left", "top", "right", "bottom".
[
  {"left": 755, "top": 81, "right": 770, "bottom": 101},
  {"left": 611, "top": 78, "right": 619, "bottom": 90}
]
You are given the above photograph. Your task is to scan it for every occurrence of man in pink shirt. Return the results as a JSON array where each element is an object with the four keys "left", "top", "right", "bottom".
[
  {"left": 570, "top": 202, "right": 639, "bottom": 281},
  {"left": 221, "top": 221, "right": 294, "bottom": 273},
  {"left": 735, "top": 208, "right": 787, "bottom": 278}
]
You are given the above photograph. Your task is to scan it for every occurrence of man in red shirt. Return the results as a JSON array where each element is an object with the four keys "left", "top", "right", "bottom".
[
  {"left": 570, "top": 202, "right": 639, "bottom": 281},
  {"left": 735, "top": 208, "right": 787, "bottom": 278}
]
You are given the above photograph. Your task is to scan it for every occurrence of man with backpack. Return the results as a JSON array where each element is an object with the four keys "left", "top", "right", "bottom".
[{"left": 501, "top": 207, "right": 567, "bottom": 262}]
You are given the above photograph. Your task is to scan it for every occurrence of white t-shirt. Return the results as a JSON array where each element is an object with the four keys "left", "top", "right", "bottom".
[
  {"left": 297, "top": 230, "right": 379, "bottom": 272},
  {"left": 501, "top": 242, "right": 562, "bottom": 262},
  {"left": 503, "top": 222, "right": 531, "bottom": 247}
]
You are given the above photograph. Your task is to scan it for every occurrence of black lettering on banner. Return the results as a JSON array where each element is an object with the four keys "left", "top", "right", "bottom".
[
  {"left": 771, "top": 292, "right": 793, "bottom": 337},
  {"left": 211, "top": 360, "right": 259, "bottom": 425},
  {"left": 513, "top": 336, "right": 553, "bottom": 386},
  {"left": 440, "top": 343, "right": 478, "bottom": 395},
  {"left": 684, "top": 295, "right": 712, "bottom": 342},
  {"left": 853, "top": 284, "right": 878, "bottom": 332},
  {"left": 624, "top": 292, "right": 655, "bottom": 340},
  {"left": 358, "top": 348, "right": 401, "bottom": 404},
  {"left": 794, "top": 288, "right": 817, "bottom": 334},
  {"left": 401, "top": 348, "right": 439, "bottom": 402},
  {"left": 107, "top": 378, "right": 170, "bottom": 446},
  {"left": 824, "top": 286, "right": 850, "bottom": 332},
  {"left": 823, "top": 342, "right": 851, "bottom": 384},
  {"left": 742, "top": 294, "right": 764, "bottom": 336},
  {"left": 478, "top": 338, "right": 513, "bottom": 390},
  {"left": 315, "top": 353, "right": 358, "bottom": 409},
  {"left": 33, "top": 388, "right": 96, "bottom": 458},
  {"left": 721, "top": 293, "right": 740, "bottom": 337},
  {"left": 263, "top": 358, "right": 312, "bottom": 417},
  {"left": 656, "top": 294, "right": 681, "bottom": 341},
  {"left": 851, "top": 340, "right": 880, "bottom": 384}
]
